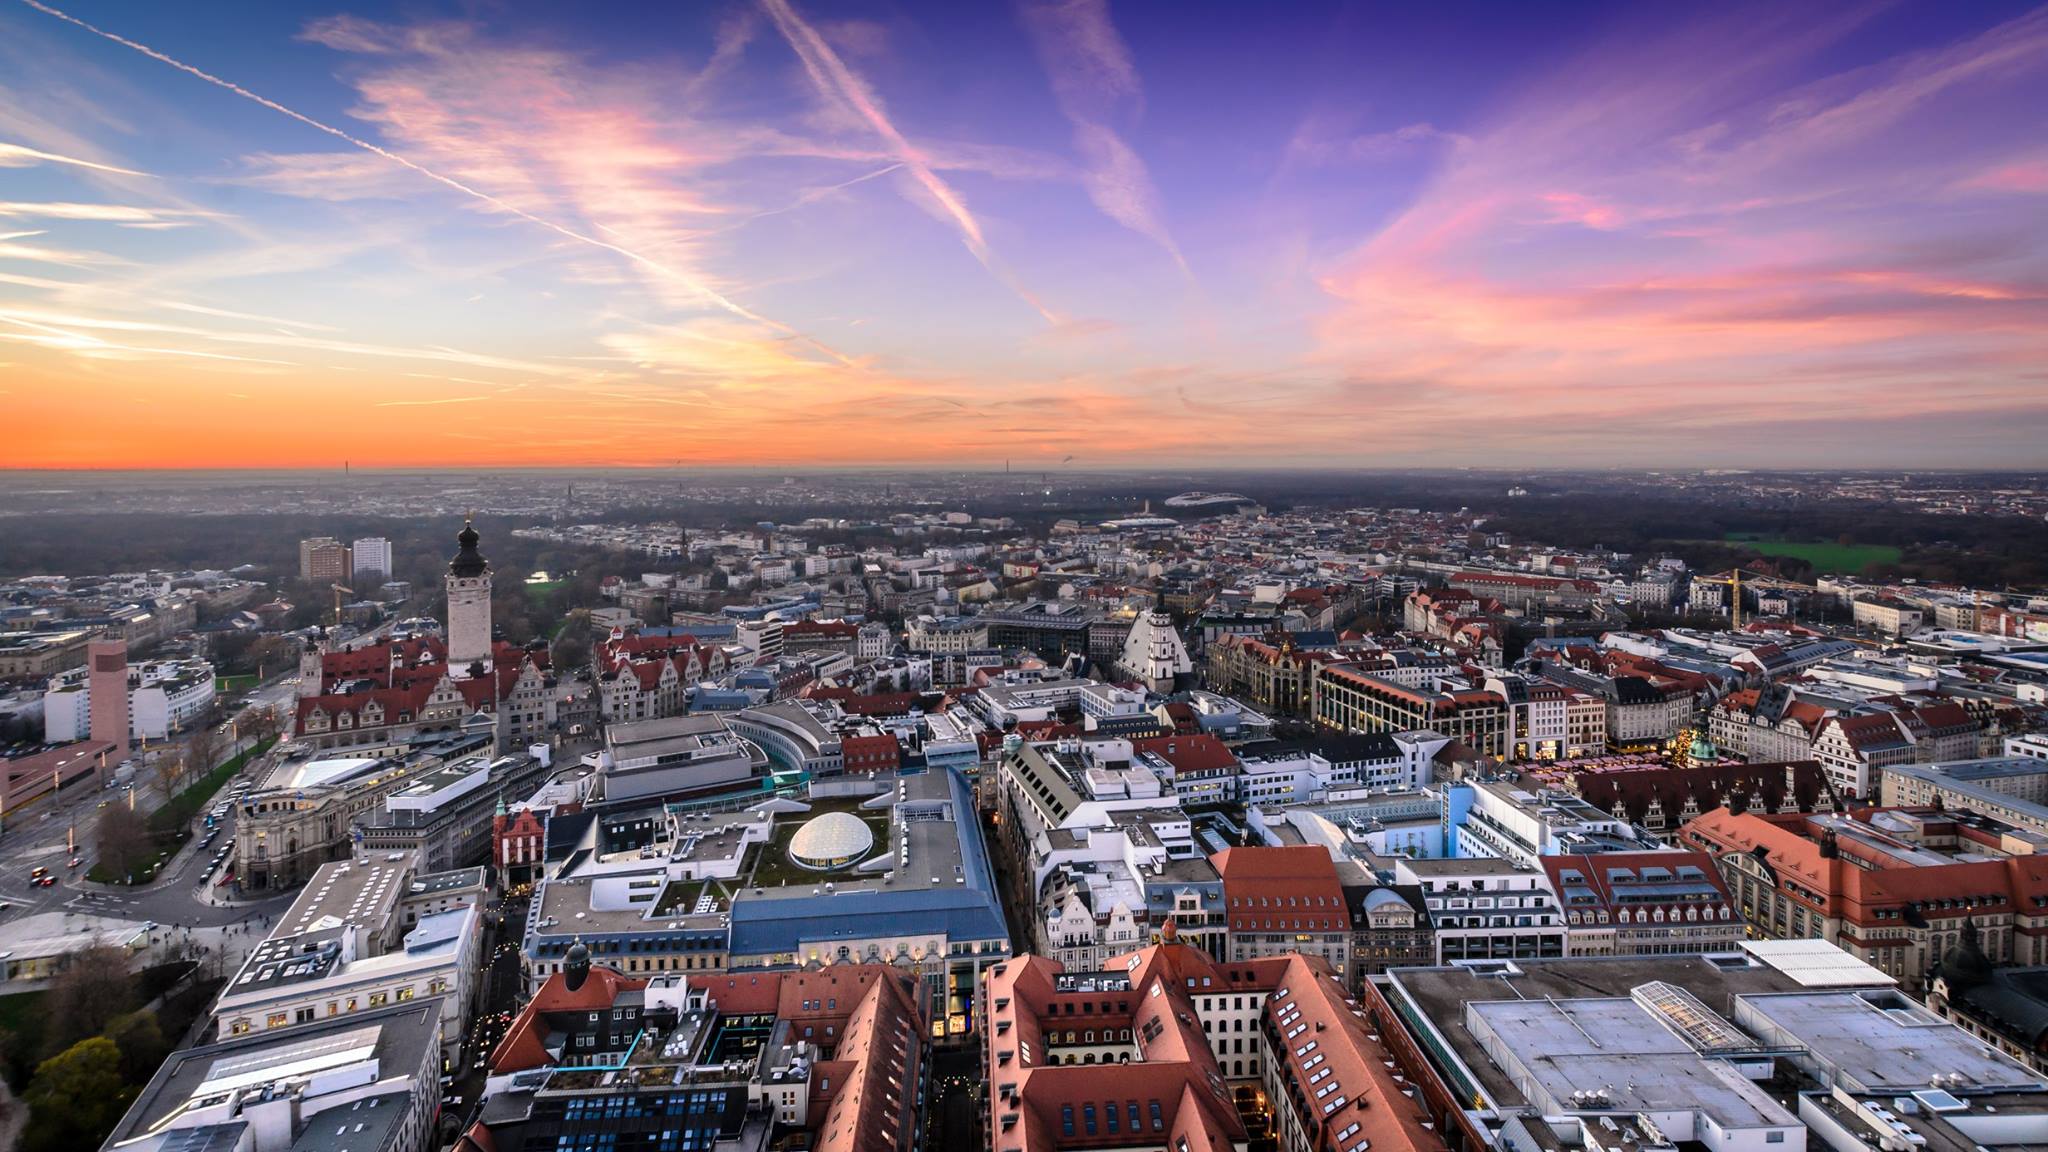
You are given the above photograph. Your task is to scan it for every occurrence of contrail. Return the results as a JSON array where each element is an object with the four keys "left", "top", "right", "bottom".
[
  {"left": 759, "top": 0, "right": 1058, "bottom": 324},
  {"left": 18, "top": 0, "right": 850, "bottom": 364}
]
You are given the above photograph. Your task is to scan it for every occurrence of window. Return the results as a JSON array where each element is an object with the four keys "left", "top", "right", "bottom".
[
  {"left": 1061, "top": 1106, "right": 1075, "bottom": 1138},
  {"left": 1767, "top": 1135, "right": 1785, "bottom": 1145},
  {"left": 368, "top": 992, "right": 388, "bottom": 1007}
]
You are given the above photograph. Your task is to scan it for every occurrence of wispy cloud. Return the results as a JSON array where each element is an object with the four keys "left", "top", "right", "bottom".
[
  {"left": 1019, "top": 0, "right": 1189, "bottom": 279},
  {"left": 0, "top": 140, "right": 146, "bottom": 175},
  {"left": 18, "top": 0, "right": 845, "bottom": 362},
  {"left": 760, "top": 0, "right": 1058, "bottom": 322},
  {"left": 0, "top": 201, "right": 209, "bottom": 223}
]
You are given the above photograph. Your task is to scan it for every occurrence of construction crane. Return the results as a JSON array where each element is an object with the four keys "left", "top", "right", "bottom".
[
  {"left": 1692, "top": 568, "right": 1815, "bottom": 629},
  {"left": 330, "top": 583, "right": 353, "bottom": 627}
]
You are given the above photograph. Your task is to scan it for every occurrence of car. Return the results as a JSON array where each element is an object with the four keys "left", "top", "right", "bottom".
[
  {"left": 67, "top": 857, "right": 81, "bottom": 868},
  {"left": 28, "top": 866, "right": 48, "bottom": 880},
  {"left": 34, "top": 876, "right": 56, "bottom": 888}
]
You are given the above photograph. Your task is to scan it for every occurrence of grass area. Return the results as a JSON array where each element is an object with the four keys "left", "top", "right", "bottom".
[
  {"left": 88, "top": 736, "right": 275, "bottom": 885},
  {"left": 525, "top": 579, "right": 566, "bottom": 602},
  {"left": 1720, "top": 534, "right": 1903, "bottom": 574},
  {"left": 747, "top": 796, "right": 890, "bottom": 888},
  {"left": 214, "top": 672, "right": 259, "bottom": 693}
]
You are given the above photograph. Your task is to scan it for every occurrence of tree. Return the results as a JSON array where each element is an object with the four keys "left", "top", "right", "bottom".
[
  {"left": 104, "top": 1010, "right": 167, "bottom": 1084},
  {"left": 44, "top": 945, "right": 138, "bottom": 1057},
  {"left": 147, "top": 749, "right": 190, "bottom": 801},
  {"left": 94, "top": 803, "right": 154, "bottom": 887},
  {"left": 248, "top": 703, "right": 283, "bottom": 744},
  {"left": 22, "top": 1037, "right": 133, "bottom": 1152},
  {"left": 185, "top": 723, "right": 223, "bottom": 780}
]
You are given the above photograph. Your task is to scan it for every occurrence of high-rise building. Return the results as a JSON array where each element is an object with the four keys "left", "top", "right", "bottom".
[
  {"left": 351, "top": 535, "right": 394, "bottom": 581},
  {"left": 87, "top": 637, "right": 130, "bottom": 761},
  {"left": 298, "top": 536, "right": 350, "bottom": 582},
  {"left": 446, "top": 519, "right": 493, "bottom": 672}
]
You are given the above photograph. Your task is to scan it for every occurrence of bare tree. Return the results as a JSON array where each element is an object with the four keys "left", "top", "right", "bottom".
[
  {"left": 184, "top": 724, "right": 222, "bottom": 784},
  {"left": 148, "top": 748, "right": 190, "bottom": 800},
  {"left": 42, "top": 945, "right": 137, "bottom": 1056},
  {"left": 95, "top": 803, "right": 153, "bottom": 884},
  {"left": 248, "top": 704, "right": 283, "bottom": 745}
]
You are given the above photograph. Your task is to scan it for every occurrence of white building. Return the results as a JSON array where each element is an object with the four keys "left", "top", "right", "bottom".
[
  {"left": 351, "top": 536, "right": 394, "bottom": 581},
  {"left": 1116, "top": 610, "right": 1192, "bottom": 694},
  {"left": 43, "top": 656, "right": 215, "bottom": 742},
  {"left": 1394, "top": 856, "right": 1566, "bottom": 963}
]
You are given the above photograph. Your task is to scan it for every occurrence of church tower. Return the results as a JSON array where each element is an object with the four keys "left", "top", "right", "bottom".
[{"left": 446, "top": 517, "right": 493, "bottom": 674}]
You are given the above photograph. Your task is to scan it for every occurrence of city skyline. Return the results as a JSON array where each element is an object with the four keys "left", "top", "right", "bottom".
[{"left": 2, "top": 0, "right": 2045, "bottom": 469}]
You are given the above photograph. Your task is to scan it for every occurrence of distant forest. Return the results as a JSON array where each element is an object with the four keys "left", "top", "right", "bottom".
[{"left": 1, "top": 474, "right": 2044, "bottom": 594}]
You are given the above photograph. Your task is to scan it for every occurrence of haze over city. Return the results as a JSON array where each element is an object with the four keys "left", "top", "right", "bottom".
[{"left": 2, "top": 0, "right": 2045, "bottom": 469}]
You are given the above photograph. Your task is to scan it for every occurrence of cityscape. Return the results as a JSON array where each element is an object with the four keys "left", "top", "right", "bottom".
[{"left": 3, "top": 5, "right": 2048, "bottom": 1152}]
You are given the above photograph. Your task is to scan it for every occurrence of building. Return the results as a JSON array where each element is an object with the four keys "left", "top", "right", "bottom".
[
  {"left": 1880, "top": 756, "right": 2048, "bottom": 839},
  {"left": 1310, "top": 665, "right": 1507, "bottom": 757},
  {"left": 1117, "top": 610, "right": 1194, "bottom": 695},
  {"left": 1442, "top": 778, "right": 1665, "bottom": 865},
  {"left": 352, "top": 536, "right": 395, "bottom": 582},
  {"left": 1538, "top": 851, "right": 1744, "bottom": 956},
  {"left": 98, "top": 1002, "right": 442, "bottom": 1152},
  {"left": 1215, "top": 845, "right": 1352, "bottom": 977},
  {"left": 354, "top": 750, "right": 550, "bottom": 871},
  {"left": 234, "top": 731, "right": 492, "bottom": 890},
  {"left": 0, "top": 628, "right": 92, "bottom": 682},
  {"left": 598, "top": 713, "right": 772, "bottom": 804},
  {"left": 445, "top": 519, "right": 493, "bottom": 671},
  {"left": 522, "top": 770, "right": 1009, "bottom": 1040},
  {"left": 1683, "top": 806, "right": 2048, "bottom": 991},
  {"left": 210, "top": 859, "right": 485, "bottom": 1068},
  {"left": 43, "top": 656, "right": 215, "bottom": 742},
  {"left": 1810, "top": 704, "right": 1982, "bottom": 799},
  {"left": 88, "top": 636, "right": 130, "bottom": 760},
  {"left": 1392, "top": 857, "right": 1566, "bottom": 964},
  {"left": 1369, "top": 943, "right": 1984, "bottom": 1152},
  {"left": 461, "top": 954, "right": 924, "bottom": 1152},
  {"left": 980, "top": 935, "right": 1446, "bottom": 1152},
  {"left": 1853, "top": 596, "right": 1925, "bottom": 636},
  {"left": 300, "top": 536, "right": 351, "bottom": 583}
]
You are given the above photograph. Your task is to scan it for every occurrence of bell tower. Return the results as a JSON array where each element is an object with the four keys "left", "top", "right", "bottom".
[{"left": 446, "top": 516, "right": 493, "bottom": 674}]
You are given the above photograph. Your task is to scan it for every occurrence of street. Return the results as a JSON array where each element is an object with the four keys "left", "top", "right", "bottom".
[{"left": 0, "top": 671, "right": 303, "bottom": 929}]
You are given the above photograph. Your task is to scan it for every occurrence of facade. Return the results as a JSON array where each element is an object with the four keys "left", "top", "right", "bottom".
[
  {"left": 1310, "top": 664, "right": 1507, "bottom": 757},
  {"left": 212, "top": 858, "right": 483, "bottom": 1068},
  {"left": 44, "top": 656, "right": 215, "bottom": 742},
  {"left": 1392, "top": 857, "right": 1566, "bottom": 964},
  {"left": 1117, "top": 610, "right": 1194, "bottom": 694},
  {"left": 351, "top": 535, "right": 395, "bottom": 581},
  {"left": 1809, "top": 704, "right": 1981, "bottom": 799},
  {"left": 299, "top": 536, "right": 351, "bottom": 582},
  {"left": 445, "top": 519, "right": 493, "bottom": 670},
  {"left": 1684, "top": 806, "right": 2048, "bottom": 992},
  {"left": 1538, "top": 851, "right": 1745, "bottom": 956},
  {"left": 1215, "top": 846, "right": 1352, "bottom": 978},
  {"left": 88, "top": 636, "right": 130, "bottom": 759}
]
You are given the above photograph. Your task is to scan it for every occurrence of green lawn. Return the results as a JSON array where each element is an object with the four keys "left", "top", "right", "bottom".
[
  {"left": 88, "top": 736, "right": 276, "bottom": 885},
  {"left": 214, "top": 673, "right": 259, "bottom": 693},
  {"left": 1720, "top": 535, "right": 1902, "bottom": 574},
  {"left": 525, "top": 579, "right": 566, "bottom": 602}
]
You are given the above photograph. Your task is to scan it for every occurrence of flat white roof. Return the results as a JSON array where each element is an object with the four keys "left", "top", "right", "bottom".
[{"left": 1739, "top": 939, "right": 1895, "bottom": 987}]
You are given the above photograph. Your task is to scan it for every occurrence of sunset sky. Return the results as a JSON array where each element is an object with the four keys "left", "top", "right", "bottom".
[{"left": 1, "top": 0, "right": 2044, "bottom": 470}]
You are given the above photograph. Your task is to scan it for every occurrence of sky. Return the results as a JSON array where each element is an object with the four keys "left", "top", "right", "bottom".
[{"left": 0, "top": 0, "right": 2044, "bottom": 471}]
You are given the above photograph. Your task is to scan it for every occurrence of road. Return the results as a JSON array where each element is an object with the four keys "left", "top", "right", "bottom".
[{"left": 0, "top": 671, "right": 305, "bottom": 930}]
